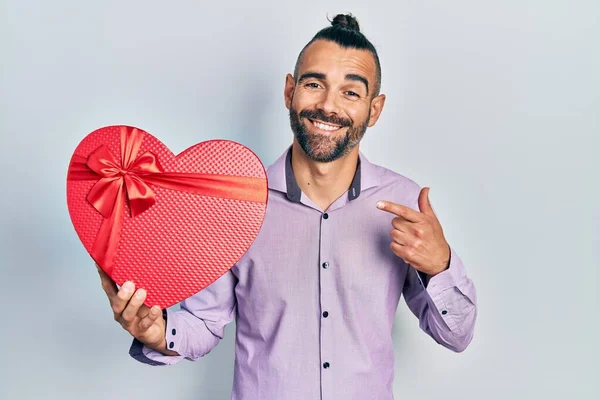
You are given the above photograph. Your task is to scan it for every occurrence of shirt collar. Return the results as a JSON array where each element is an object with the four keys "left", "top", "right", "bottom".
[{"left": 267, "top": 146, "right": 381, "bottom": 203}]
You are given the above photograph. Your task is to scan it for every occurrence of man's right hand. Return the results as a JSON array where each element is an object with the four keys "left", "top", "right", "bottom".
[{"left": 97, "top": 264, "right": 179, "bottom": 356}]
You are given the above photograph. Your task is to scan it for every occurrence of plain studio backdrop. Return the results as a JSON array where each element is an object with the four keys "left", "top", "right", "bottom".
[{"left": 0, "top": 1, "right": 598, "bottom": 399}]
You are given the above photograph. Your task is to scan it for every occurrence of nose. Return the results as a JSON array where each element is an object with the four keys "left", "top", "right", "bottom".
[{"left": 315, "top": 88, "right": 341, "bottom": 116}]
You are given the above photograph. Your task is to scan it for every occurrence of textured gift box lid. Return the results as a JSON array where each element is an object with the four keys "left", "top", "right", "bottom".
[{"left": 67, "top": 126, "right": 268, "bottom": 308}]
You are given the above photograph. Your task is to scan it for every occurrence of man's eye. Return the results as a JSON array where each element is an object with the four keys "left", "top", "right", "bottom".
[
  {"left": 305, "top": 82, "right": 321, "bottom": 89},
  {"left": 346, "top": 91, "right": 359, "bottom": 97}
]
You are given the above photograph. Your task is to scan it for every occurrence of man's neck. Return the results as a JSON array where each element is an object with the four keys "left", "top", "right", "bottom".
[{"left": 291, "top": 140, "right": 359, "bottom": 212}]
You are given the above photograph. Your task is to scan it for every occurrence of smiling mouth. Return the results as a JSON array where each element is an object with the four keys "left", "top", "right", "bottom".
[{"left": 307, "top": 118, "right": 344, "bottom": 132}]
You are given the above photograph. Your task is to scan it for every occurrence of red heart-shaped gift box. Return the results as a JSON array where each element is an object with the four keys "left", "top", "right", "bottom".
[{"left": 67, "top": 126, "right": 268, "bottom": 308}]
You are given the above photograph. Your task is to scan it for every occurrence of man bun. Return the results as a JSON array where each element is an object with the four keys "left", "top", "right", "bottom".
[{"left": 330, "top": 14, "right": 360, "bottom": 32}]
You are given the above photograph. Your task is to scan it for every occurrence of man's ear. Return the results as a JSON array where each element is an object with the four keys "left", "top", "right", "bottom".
[
  {"left": 284, "top": 73, "right": 295, "bottom": 110},
  {"left": 367, "top": 94, "right": 386, "bottom": 127}
]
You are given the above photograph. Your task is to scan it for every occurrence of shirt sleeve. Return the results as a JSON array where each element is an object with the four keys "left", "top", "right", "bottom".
[
  {"left": 129, "top": 269, "right": 238, "bottom": 366},
  {"left": 402, "top": 246, "right": 478, "bottom": 352}
]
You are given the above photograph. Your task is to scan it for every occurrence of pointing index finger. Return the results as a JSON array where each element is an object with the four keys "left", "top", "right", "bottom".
[{"left": 376, "top": 201, "right": 423, "bottom": 222}]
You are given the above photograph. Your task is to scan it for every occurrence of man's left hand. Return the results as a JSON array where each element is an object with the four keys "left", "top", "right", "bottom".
[{"left": 377, "top": 187, "right": 450, "bottom": 276}]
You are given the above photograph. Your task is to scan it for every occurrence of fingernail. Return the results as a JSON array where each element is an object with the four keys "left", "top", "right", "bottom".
[
  {"left": 376, "top": 201, "right": 384, "bottom": 209},
  {"left": 135, "top": 289, "right": 146, "bottom": 299},
  {"left": 122, "top": 281, "right": 133, "bottom": 293}
]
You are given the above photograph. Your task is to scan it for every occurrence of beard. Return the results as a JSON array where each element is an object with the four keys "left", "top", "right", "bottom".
[{"left": 289, "top": 106, "right": 369, "bottom": 163}]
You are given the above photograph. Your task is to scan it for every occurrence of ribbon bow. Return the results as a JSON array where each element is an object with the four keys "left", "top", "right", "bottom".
[
  {"left": 68, "top": 126, "right": 267, "bottom": 274},
  {"left": 85, "top": 129, "right": 163, "bottom": 219}
]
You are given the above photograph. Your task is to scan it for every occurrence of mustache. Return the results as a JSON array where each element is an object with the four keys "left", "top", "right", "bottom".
[{"left": 299, "top": 109, "right": 352, "bottom": 127}]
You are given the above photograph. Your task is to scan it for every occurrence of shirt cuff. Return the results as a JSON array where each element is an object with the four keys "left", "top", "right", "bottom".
[
  {"left": 426, "top": 246, "right": 466, "bottom": 293},
  {"left": 423, "top": 246, "right": 473, "bottom": 333},
  {"left": 128, "top": 308, "right": 186, "bottom": 366}
]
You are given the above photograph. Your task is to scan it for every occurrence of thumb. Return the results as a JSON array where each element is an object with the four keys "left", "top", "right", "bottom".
[{"left": 418, "top": 187, "right": 435, "bottom": 216}]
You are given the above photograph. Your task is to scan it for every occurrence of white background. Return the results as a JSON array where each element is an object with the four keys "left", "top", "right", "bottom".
[{"left": 0, "top": 1, "right": 598, "bottom": 399}]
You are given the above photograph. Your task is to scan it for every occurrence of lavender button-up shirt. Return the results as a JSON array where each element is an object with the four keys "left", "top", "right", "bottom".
[{"left": 130, "top": 147, "right": 478, "bottom": 400}]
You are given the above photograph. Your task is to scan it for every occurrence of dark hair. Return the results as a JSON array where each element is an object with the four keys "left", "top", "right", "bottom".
[{"left": 294, "top": 14, "right": 382, "bottom": 96}]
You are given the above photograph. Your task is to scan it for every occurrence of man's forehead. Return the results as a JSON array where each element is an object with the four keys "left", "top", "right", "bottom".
[{"left": 298, "top": 40, "right": 376, "bottom": 80}]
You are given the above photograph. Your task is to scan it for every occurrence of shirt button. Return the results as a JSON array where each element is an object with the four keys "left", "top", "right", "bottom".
[
  {"left": 442, "top": 310, "right": 448, "bottom": 315},
  {"left": 322, "top": 262, "right": 329, "bottom": 269},
  {"left": 323, "top": 213, "right": 329, "bottom": 219},
  {"left": 322, "top": 311, "right": 329, "bottom": 318},
  {"left": 172, "top": 328, "right": 177, "bottom": 335},
  {"left": 169, "top": 342, "right": 175, "bottom": 349},
  {"left": 323, "top": 362, "right": 330, "bottom": 369}
]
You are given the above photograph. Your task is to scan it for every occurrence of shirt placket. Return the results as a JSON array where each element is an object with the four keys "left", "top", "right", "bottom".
[{"left": 318, "top": 210, "right": 334, "bottom": 400}]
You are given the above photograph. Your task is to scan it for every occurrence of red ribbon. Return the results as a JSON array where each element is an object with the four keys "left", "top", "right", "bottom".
[{"left": 68, "top": 127, "right": 267, "bottom": 275}]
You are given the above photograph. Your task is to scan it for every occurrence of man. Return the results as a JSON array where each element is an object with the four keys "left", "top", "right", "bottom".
[{"left": 98, "top": 14, "right": 478, "bottom": 400}]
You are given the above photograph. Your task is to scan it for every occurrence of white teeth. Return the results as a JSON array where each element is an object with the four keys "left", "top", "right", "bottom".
[{"left": 313, "top": 120, "right": 340, "bottom": 131}]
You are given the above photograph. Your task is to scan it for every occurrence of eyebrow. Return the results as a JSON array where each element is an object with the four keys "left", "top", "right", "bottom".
[
  {"left": 345, "top": 74, "right": 369, "bottom": 95},
  {"left": 297, "top": 72, "right": 326, "bottom": 82},
  {"left": 298, "top": 72, "right": 370, "bottom": 95}
]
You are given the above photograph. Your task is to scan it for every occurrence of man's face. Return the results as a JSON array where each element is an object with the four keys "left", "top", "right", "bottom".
[{"left": 285, "top": 39, "right": 385, "bottom": 163}]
